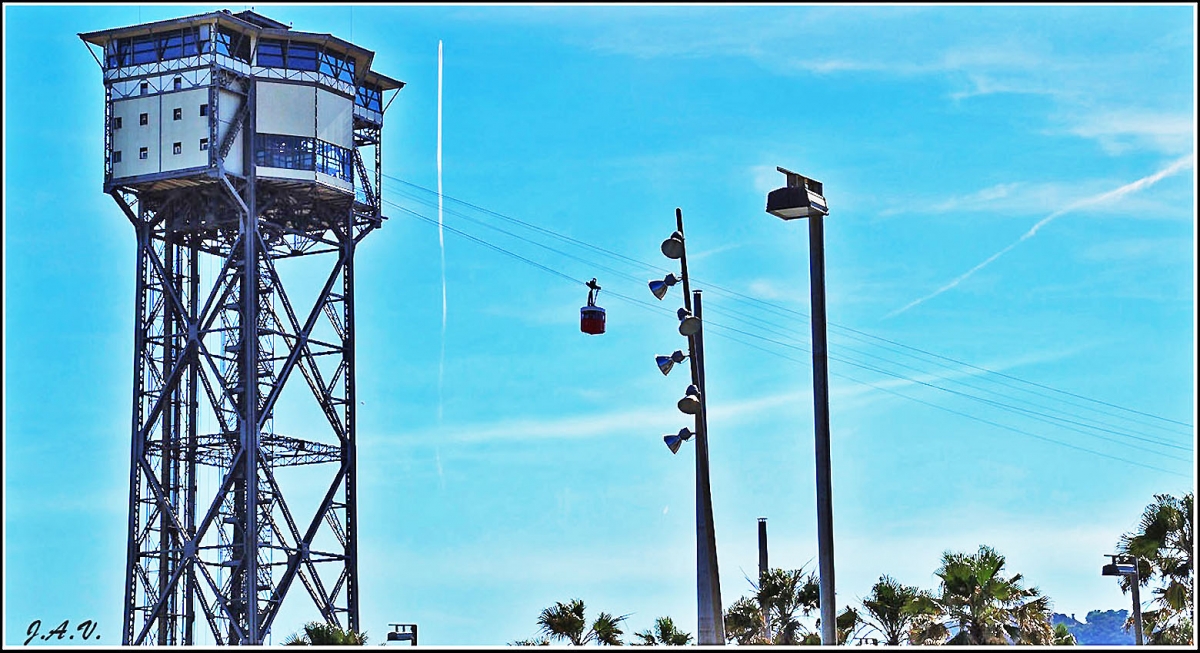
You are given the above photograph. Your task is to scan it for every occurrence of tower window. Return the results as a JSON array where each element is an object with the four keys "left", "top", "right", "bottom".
[
  {"left": 113, "top": 116, "right": 123, "bottom": 129},
  {"left": 173, "top": 108, "right": 182, "bottom": 121},
  {"left": 200, "top": 138, "right": 210, "bottom": 151},
  {"left": 140, "top": 81, "right": 148, "bottom": 95},
  {"left": 139, "top": 147, "right": 148, "bottom": 160},
  {"left": 173, "top": 76, "right": 182, "bottom": 91},
  {"left": 200, "top": 103, "right": 209, "bottom": 117},
  {"left": 139, "top": 113, "right": 148, "bottom": 126},
  {"left": 173, "top": 142, "right": 182, "bottom": 155},
  {"left": 112, "top": 150, "right": 122, "bottom": 163}
]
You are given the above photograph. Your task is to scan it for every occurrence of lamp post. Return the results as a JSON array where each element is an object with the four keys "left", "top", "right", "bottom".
[
  {"left": 1102, "top": 555, "right": 1144, "bottom": 645},
  {"left": 386, "top": 623, "right": 417, "bottom": 646},
  {"left": 651, "top": 209, "right": 725, "bottom": 645},
  {"left": 765, "top": 167, "right": 836, "bottom": 646}
]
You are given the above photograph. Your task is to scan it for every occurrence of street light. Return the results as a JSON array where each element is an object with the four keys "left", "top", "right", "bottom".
[
  {"left": 656, "top": 350, "right": 688, "bottom": 376},
  {"left": 386, "top": 624, "right": 417, "bottom": 646},
  {"left": 649, "top": 273, "right": 680, "bottom": 300},
  {"left": 1102, "top": 555, "right": 1144, "bottom": 645},
  {"left": 677, "top": 307, "right": 702, "bottom": 337},
  {"left": 677, "top": 384, "right": 702, "bottom": 415},
  {"left": 765, "top": 166, "right": 836, "bottom": 646},
  {"left": 649, "top": 208, "right": 725, "bottom": 646},
  {"left": 661, "top": 231, "right": 686, "bottom": 259},
  {"left": 664, "top": 427, "right": 695, "bottom": 454}
]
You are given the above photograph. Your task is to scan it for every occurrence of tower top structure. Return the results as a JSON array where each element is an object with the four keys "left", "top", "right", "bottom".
[
  {"left": 80, "top": 9, "right": 400, "bottom": 644},
  {"left": 80, "top": 9, "right": 402, "bottom": 201}
]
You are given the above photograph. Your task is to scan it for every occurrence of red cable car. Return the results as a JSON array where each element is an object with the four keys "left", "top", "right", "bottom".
[{"left": 581, "top": 278, "right": 606, "bottom": 335}]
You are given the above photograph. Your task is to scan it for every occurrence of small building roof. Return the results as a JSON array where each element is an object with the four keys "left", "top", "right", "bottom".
[
  {"left": 78, "top": 9, "right": 404, "bottom": 90},
  {"left": 232, "top": 10, "right": 289, "bottom": 30}
]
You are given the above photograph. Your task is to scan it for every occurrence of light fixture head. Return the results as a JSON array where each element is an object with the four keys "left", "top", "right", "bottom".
[
  {"left": 766, "top": 167, "right": 829, "bottom": 221},
  {"left": 1101, "top": 563, "right": 1137, "bottom": 577},
  {"left": 663, "top": 427, "right": 695, "bottom": 454},
  {"left": 660, "top": 232, "right": 686, "bottom": 260},
  {"left": 655, "top": 350, "right": 688, "bottom": 375},
  {"left": 677, "top": 384, "right": 702, "bottom": 415},
  {"left": 648, "top": 273, "right": 679, "bottom": 300},
  {"left": 678, "top": 310, "right": 702, "bottom": 337}
]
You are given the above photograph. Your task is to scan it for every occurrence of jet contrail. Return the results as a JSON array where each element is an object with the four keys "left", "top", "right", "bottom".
[
  {"left": 437, "top": 40, "right": 446, "bottom": 422},
  {"left": 436, "top": 41, "right": 446, "bottom": 489},
  {"left": 886, "top": 153, "right": 1195, "bottom": 319}
]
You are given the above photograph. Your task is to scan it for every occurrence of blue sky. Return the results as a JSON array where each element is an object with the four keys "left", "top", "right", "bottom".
[{"left": 3, "top": 3, "right": 1195, "bottom": 646}]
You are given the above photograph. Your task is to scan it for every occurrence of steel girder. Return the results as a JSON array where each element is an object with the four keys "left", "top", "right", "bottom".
[{"left": 115, "top": 174, "right": 375, "bottom": 645}]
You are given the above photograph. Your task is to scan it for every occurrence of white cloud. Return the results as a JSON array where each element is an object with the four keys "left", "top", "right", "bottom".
[
  {"left": 577, "top": 10, "right": 1191, "bottom": 157},
  {"left": 1064, "top": 110, "right": 1196, "bottom": 156},
  {"left": 886, "top": 154, "right": 1196, "bottom": 318}
]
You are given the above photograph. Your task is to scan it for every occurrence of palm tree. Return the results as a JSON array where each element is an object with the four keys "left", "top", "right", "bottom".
[
  {"left": 933, "top": 545, "right": 1054, "bottom": 645},
  {"left": 1116, "top": 492, "right": 1194, "bottom": 645},
  {"left": 1052, "top": 622, "right": 1077, "bottom": 645},
  {"left": 724, "top": 596, "right": 769, "bottom": 645},
  {"left": 834, "top": 606, "right": 864, "bottom": 645},
  {"left": 723, "top": 567, "right": 821, "bottom": 644},
  {"left": 281, "top": 621, "right": 368, "bottom": 645},
  {"left": 531, "top": 599, "right": 628, "bottom": 646},
  {"left": 859, "top": 575, "right": 923, "bottom": 645},
  {"left": 632, "top": 616, "right": 692, "bottom": 646},
  {"left": 1008, "top": 593, "right": 1054, "bottom": 645},
  {"left": 905, "top": 590, "right": 949, "bottom": 645},
  {"left": 508, "top": 637, "right": 551, "bottom": 646}
]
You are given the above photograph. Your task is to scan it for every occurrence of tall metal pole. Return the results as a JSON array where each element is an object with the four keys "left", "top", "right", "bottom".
[
  {"left": 758, "top": 517, "right": 769, "bottom": 642},
  {"left": 807, "top": 213, "right": 837, "bottom": 646},
  {"left": 673, "top": 208, "right": 723, "bottom": 644},
  {"left": 1130, "top": 560, "right": 1144, "bottom": 645},
  {"left": 237, "top": 77, "right": 262, "bottom": 644},
  {"left": 676, "top": 209, "right": 693, "bottom": 314},
  {"left": 691, "top": 290, "right": 724, "bottom": 645},
  {"left": 758, "top": 518, "right": 769, "bottom": 583}
]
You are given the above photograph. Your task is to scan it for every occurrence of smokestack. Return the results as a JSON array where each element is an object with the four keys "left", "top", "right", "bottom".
[{"left": 758, "top": 517, "right": 768, "bottom": 582}]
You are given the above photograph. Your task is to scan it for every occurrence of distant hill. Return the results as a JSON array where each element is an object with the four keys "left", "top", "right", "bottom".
[{"left": 1051, "top": 610, "right": 1136, "bottom": 646}]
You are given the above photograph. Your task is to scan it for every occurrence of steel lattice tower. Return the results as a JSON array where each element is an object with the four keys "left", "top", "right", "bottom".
[{"left": 79, "top": 10, "right": 403, "bottom": 645}]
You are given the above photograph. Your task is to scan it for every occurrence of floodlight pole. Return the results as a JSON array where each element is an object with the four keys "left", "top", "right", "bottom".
[
  {"left": 766, "top": 169, "right": 837, "bottom": 646},
  {"left": 671, "top": 208, "right": 724, "bottom": 645},
  {"left": 1106, "top": 554, "right": 1144, "bottom": 645},
  {"left": 690, "top": 288, "right": 724, "bottom": 645},
  {"left": 807, "top": 211, "right": 837, "bottom": 646},
  {"left": 1130, "top": 562, "right": 1143, "bottom": 646}
]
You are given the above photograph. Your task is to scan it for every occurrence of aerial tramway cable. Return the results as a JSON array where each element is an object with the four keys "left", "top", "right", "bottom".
[{"left": 378, "top": 193, "right": 1194, "bottom": 477}]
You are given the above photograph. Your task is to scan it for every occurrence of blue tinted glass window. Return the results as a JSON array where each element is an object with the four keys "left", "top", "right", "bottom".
[
  {"left": 131, "top": 35, "right": 158, "bottom": 64},
  {"left": 258, "top": 39, "right": 285, "bottom": 67},
  {"left": 287, "top": 42, "right": 319, "bottom": 71},
  {"left": 256, "top": 133, "right": 353, "bottom": 182},
  {"left": 355, "top": 85, "right": 382, "bottom": 111},
  {"left": 181, "top": 29, "right": 201, "bottom": 57},
  {"left": 162, "top": 32, "right": 184, "bottom": 60},
  {"left": 217, "top": 27, "right": 251, "bottom": 62}
]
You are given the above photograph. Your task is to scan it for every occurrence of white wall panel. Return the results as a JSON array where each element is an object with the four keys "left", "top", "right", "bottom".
[
  {"left": 258, "top": 167, "right": 314, "bottom": 183},
  {"left": 316, "top": 88, "right": 353, "bottom": 149},
  {"left": 316, "top": 171, "right": 354, "bottom": 193},
  {"left": 111, "top": 96, "right": 160, "bottom": 178},
  {"left": 257, "top": 81, "right": 316, "bottom": 138},
  {"left": 160, "top": 89, "right": 210, "bottom": 172}
]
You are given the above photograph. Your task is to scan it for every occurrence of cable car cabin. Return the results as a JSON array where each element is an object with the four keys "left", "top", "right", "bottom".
[
  {"left": 581, "top": 305, "right": 606, "bottom": 335},
  {"left": 581, "top": 278, "right": 606, "bottom": 335}
]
